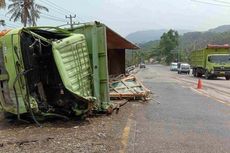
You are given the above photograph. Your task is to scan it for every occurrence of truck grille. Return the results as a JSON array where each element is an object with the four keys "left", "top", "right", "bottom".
[{"left": 214, "top": 67, "right": 230, "bottom": 71}]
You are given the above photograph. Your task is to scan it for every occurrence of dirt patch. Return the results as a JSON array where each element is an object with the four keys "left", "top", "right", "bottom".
[{"left": 0, "top": 103, "right": 133, "bottom": 153}]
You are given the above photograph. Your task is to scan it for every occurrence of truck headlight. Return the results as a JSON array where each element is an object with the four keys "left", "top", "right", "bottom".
[{"left": 211, "top": 70, "right": 214, "bottom": 74}]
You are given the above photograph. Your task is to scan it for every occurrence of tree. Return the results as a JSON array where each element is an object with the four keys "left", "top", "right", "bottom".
[
  {"left": 7, "top": 0, "right": 48, "bottom": 27},
  {"left": 30, "top": 0, "right": 48, "bottom": 26},
  {"left": 0, "top": 0, "right": 6, "bottom": 29},
  {"left": 0, "top": 0, "right": 6, "bottom": 9},
  {"left": 159, "top": 29, "right": 179, "bottom": 64}
]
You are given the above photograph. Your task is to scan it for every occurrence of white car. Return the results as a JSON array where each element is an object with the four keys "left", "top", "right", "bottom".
[
  {"left": 177, "top": 63, "right": 190, "bottom": 74},
  {"left": 170, "top": 62, "right": 178, "bottom": 71}
]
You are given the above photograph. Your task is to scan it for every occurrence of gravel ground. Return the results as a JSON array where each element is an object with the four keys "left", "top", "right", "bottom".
[{"left": 0, "top": 103, "right": 134, "bottom": 153}]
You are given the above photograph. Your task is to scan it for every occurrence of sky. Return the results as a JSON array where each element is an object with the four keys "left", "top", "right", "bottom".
[{"left": 1, "top": 0, "right": 230, "bottom": 36}]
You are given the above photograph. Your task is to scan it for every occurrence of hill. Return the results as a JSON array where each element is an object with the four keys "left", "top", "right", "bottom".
[
  {"left": 126, "top": 25, "right": 230, "bottom": 44},
  {"left": 126, "top": 25, "right": 230, "bottom": 65},
  {"left": 126, "top": 29, "right": 191, "bottom": 43},
  {"left": 125, "top": 25, "right": 230, "bottom": 65},
  {"left": 179, "top": 31, "right": 230, "bottom": 52},
  {"left": 208, "top": 25, "right": 230, "bottom": 33}
]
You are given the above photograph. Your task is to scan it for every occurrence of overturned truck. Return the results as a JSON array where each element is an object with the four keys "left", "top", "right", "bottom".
[
  {"left": 0, "top": 22, "right": 140, "bottom": 124},
  {"left": 0, "top": 27, "right": 101, "bottom": 123}
]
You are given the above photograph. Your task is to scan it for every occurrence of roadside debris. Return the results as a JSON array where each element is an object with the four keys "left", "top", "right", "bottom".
[
  {"left": 0, "top": 137, "right": 54, "bottom": 148},
  {"left": 110, "top": 99, "right": 129, "bottom": 114},
  {"left": 109, "top": 75, "right": 151, "bottom": 101}
]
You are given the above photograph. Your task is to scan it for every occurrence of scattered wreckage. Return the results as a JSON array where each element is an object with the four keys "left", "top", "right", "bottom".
[
  {"left": 0, "top": 22, "right": 149, "bottom": 124},
  {"left": 110, "top": 75, "right": 150, "bottom": 100}
]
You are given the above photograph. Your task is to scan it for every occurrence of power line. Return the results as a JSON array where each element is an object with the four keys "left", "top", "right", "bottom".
[
  {"left": 38, "top": 0, "right": 84, "bottom": 22},
  {"left": 44, "top": 0, "right": 86, "bottom": 22},
  {"left": 2, "top": 10, "right": 66, "bottom": 25},
  {"left": 38, "top": 0, "right": 69, "bottom": 16},
  {"left": 191, "top": 0, "right": 230, "bottom": 7},
  {"left": 4, "top": 24, "right": 16, "bottom": 28},
  {"left": 41, "top": 13, "right": 66, "bottom": 22},
  {"left": 211, "top": 0, "right": 230, "bottom": 5},
  {"left": 1, "top": 13, "right": 67, "bottom": 26},
  {"left": 40, "top": 0, "right": 75, "bottom": 15},
  {"left": 0, "top": 13, "right": 16, "bottom": 22},
  {"left": 6, "top": 22, "right": 19, "bottom": 27},
  {"left": 2, "top": 1, "right": 86, "bottom": 26},
  {"left": 40, "top": 15, "right": 67, "bottom": 23},
  {"left": 4, "top": 1, "right": 66, "bottom": 24},
  {"left": 0, "top": 19, "right": 21, "bottom": 27}
]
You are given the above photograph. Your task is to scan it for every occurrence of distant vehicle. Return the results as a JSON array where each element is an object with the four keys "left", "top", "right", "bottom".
[
  {"left": 177, "top": 63, "right": 190, "bottom": 74},
  {"left": 140, "top": 63, "right": 146, "bottom": 68},
  {"left": 126, "top": 65, "right": 135, "bottom": 73},
  {"left": 170, "top": 62, "right": 178, "bottom": 71},
  {"left": 190, "top": 44, "right": 230, "bottom": 80}
]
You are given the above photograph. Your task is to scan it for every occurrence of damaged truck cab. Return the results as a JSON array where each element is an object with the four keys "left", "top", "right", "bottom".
[{"left": 0, "top": 27, "right": 95, "bottom": 120}]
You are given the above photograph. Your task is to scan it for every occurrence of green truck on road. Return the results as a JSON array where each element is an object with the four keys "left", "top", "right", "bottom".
[{"left": 190, "top": 44, "right": 230, "bottom": 80}]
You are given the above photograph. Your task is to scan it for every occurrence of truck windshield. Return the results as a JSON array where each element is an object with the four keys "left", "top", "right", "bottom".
[{"left": 208, "top": 55, "right": 230, "bottom": 63}]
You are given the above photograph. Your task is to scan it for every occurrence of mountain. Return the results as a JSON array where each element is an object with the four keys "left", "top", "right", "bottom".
[
  {"left": 125, "top": 25, "right": 230, "bottom": 65},
  {"left": 126, "top": 25, "right": 230, "bottom": 44},
  {"left": 208, "top": 25, "right": 230, "bottom": 33},
  {"left": 126, "top": 29, "right": 166, "bottom": 43},
  {"left": 177, "top": 25, "right": 230, "bottom": 52},
  {"left": 179, "top": 31, "right": 230, "bottom": 52},
  {"left": 128, "top": 25, "right": 230, "bottom": 63},
  {"left": 126, "top": 29, "right": 191, "bottom": 43}
]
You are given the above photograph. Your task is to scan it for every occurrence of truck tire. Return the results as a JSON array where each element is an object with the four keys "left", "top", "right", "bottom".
[
  {"left": 205, "top": 71, "right": 210, "bottom": 80},
  {"left": 197, "top": 72, "right": 202, "bottom": 77},
  {"left": 3, "top": 112, "right": 16, "bottom": 121},
  {"left": 225, "top": 76, "right": 230, "bottom": 80}
]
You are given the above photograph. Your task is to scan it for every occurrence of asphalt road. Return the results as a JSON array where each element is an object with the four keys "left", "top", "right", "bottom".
[
  {"left": 0, "top": 64, "right": 229, "bottom": 153},
  {"left": 122, "top": 64, "right": 230, "bottom": 153}
]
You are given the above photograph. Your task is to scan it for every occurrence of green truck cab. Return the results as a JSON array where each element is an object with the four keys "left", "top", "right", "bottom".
[
  {"left": 190, "top": 44, "right": 230, "bottom": 80},
  {"left": 0, "top": 27, "right": 95, "bottom": 123}
]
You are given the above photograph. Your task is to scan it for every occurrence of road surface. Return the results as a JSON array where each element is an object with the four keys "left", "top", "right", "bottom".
[
  {"left": 123, "top": 64, "right": 230, "bottom": 153},
  {"left": 0, "top": 64, "right": 229, "bottom": 153}
]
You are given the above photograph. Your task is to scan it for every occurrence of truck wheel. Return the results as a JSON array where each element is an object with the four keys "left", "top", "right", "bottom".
[
  {"left": 3, "top": 112, "right": 16, "bottom": 121},
  {"left": 205, "top": 71, "right": 210, "bottom": 79},
  {"left": 197, "top": 72, "right": 202, "bottom": 77},
  {"left": 225, "top": 76, "right": 230, "bottom": 80}
]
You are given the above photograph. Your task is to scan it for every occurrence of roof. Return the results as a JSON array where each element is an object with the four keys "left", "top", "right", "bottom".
[
  {"left": 106, "top": 27, "right": 139, "bottom": 50},
  {"left": 61, "top": 21, "right": 139, "bottom": 50}
]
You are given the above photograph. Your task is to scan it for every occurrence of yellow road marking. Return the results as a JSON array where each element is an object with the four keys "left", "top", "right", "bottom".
[{"left": 119, "top": 116, "right": 133, "bottom": 153}]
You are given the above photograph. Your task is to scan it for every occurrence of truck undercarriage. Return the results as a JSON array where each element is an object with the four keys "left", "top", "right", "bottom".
[{"left": 20, "top": 30, "right": 89, "bottom": 117}]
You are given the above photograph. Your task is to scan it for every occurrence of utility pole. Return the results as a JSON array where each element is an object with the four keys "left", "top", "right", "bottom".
[{"left": 65, "top": 14, "right": 76, "bottom": 29}]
